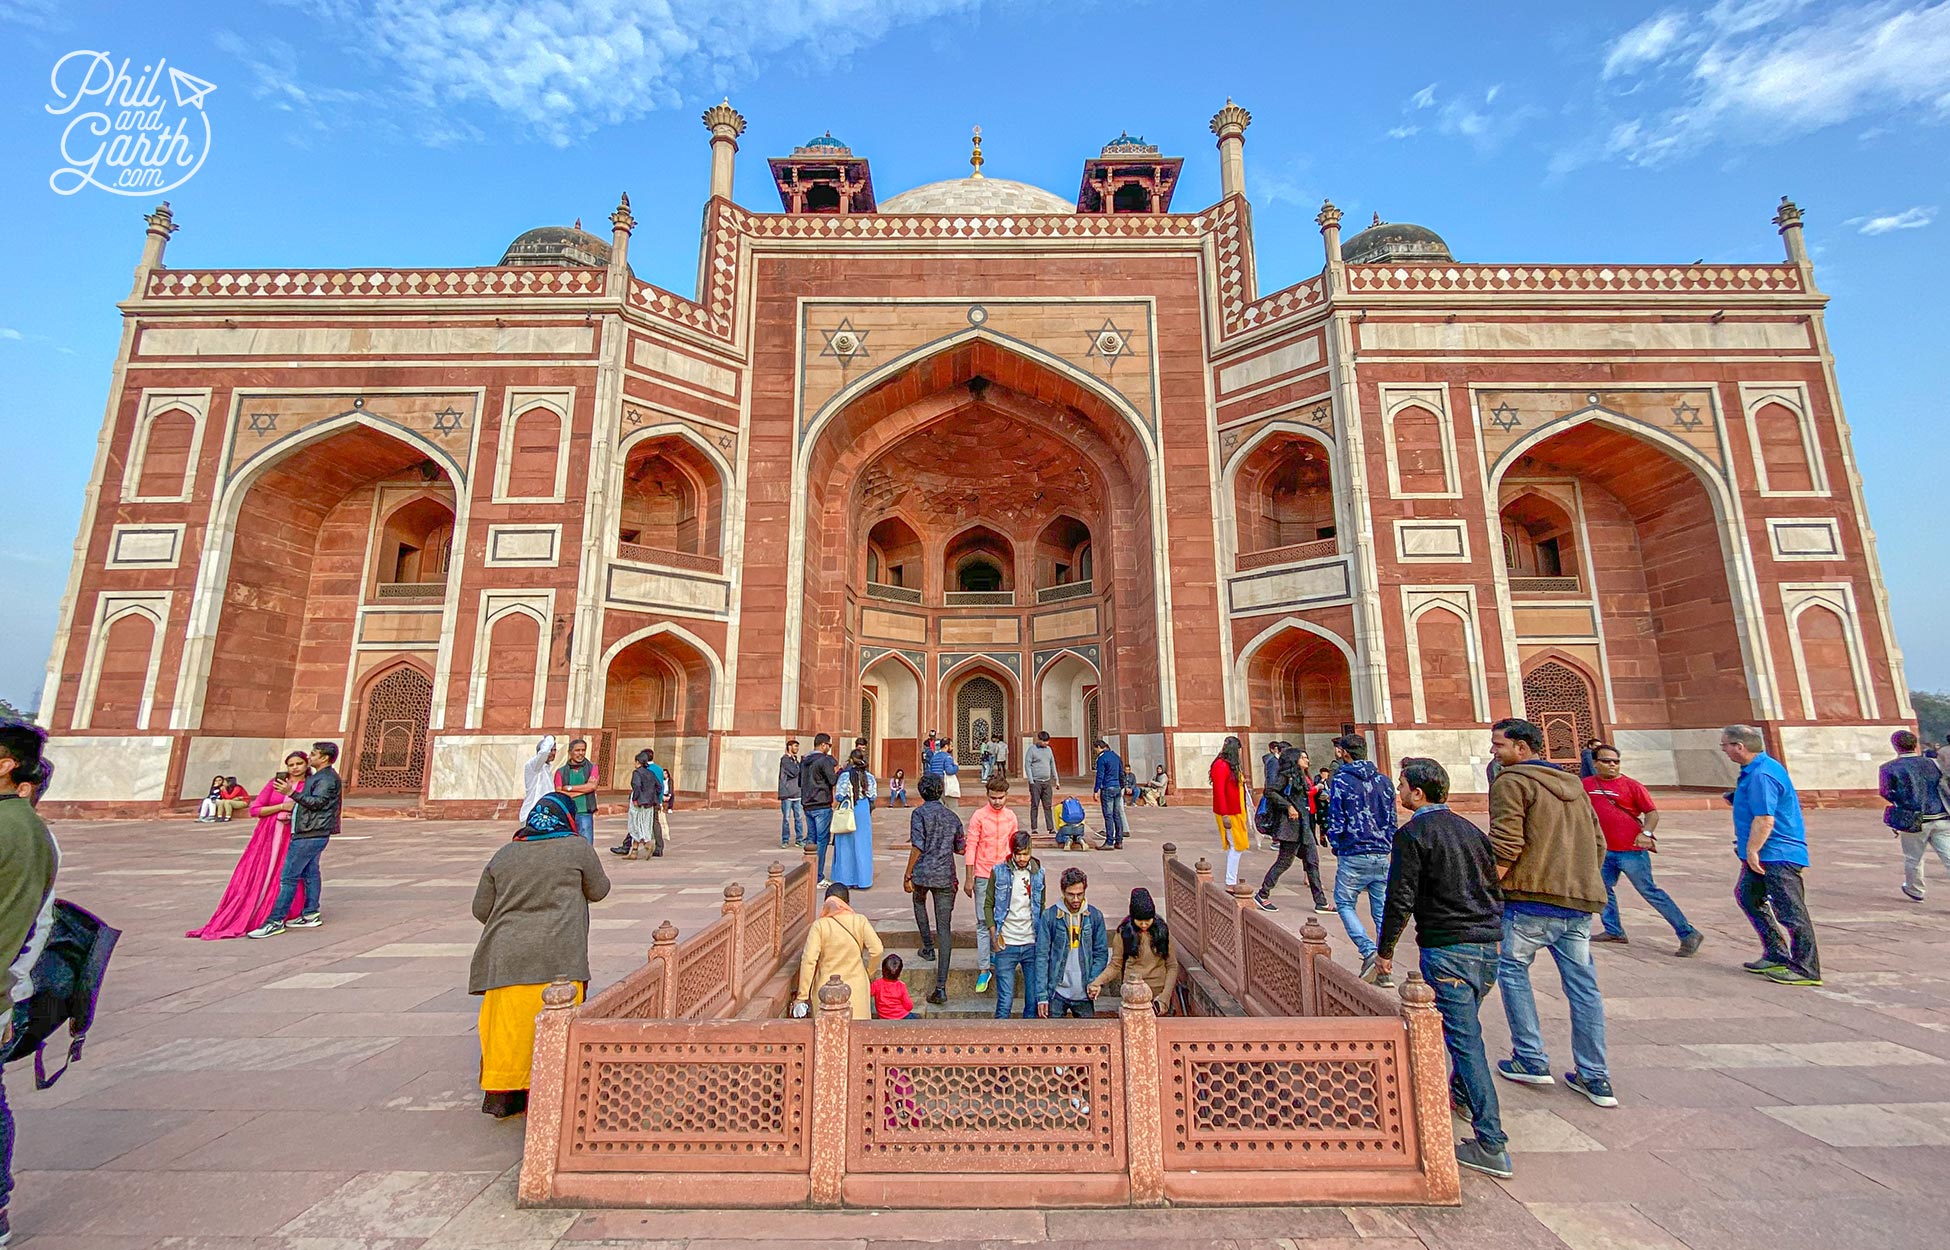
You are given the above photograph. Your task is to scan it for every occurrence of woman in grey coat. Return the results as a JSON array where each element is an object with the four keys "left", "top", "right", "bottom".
[{"left": 471, "top": 791, "right": 611, "bottom": 1118}]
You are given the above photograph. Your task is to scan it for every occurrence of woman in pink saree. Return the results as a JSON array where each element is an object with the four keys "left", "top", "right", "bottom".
[{"left": 187, "top": 751, "right": 311, "bottom": 940}]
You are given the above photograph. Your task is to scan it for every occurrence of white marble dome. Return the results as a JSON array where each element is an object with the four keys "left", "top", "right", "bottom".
[{"left": 879, "top": 177, "right": 1073, "bottom": 215}]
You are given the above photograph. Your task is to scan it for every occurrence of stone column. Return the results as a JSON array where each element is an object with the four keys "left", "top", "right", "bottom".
[
  {"left": 1397, "top": 972, "right": 1462, "bottom": 1203},
  {"left": 1209, "top": 100, "right": 1252, "bottom": 200},
  {"left": 606, "top": 192, "right": 634, "bottom": 299},
  {"left": 131, "top": 201, "right": 177, "bottom": 297},
  {"left": 1316, "top": 199, "right": 1345, "bottom": 294},
  {"left": 516, "top": 978, "right": 582, "bottom": 1206},
  {"left": 1119, "top": 978, "right": 1166, "bottom": 1205},
  {"left": 808, "top": 976, "right": 853, "bottom": 1207},
  {"left": 702, "top": 99, "right": 747, "bottom": 202},
  {"left": 722, "top": 882, "right": 747, "bottom": 1007},
  {"left": 1774, "top": 196, "right": 1810, "bottom": 266}
]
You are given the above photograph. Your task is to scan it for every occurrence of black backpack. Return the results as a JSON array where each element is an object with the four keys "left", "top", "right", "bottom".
[{"left": 4, "top": 899, "right": 120, "bottom": 1089}]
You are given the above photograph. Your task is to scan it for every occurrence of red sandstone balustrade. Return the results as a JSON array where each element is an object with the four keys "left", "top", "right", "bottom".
[
  {"left": 1234, "top": 537, "right": 1339, "bottom": 572},
  {"left": 615, "top": 541, "right": 725, "bottom": 577},
  {"left": 517, "top": 841, "right": 1459, "bottom": 1210}
]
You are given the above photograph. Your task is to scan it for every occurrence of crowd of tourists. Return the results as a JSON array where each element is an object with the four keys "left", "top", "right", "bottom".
[{"left": 4, "top": 711, "right": 1942, "bottom": 1232}]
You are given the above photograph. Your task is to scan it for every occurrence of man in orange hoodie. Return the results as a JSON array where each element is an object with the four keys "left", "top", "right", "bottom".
[{"left": 963, "top": 778, "right": 1018, "bottom": 994}]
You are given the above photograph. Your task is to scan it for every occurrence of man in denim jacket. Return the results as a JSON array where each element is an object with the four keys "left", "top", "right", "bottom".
[
  {"left": 1037, "top": 866, "right": 1109, "bottom": 1017},
  {"left": 987, "top": 832, "right": 1044, "bottom": 1019}
]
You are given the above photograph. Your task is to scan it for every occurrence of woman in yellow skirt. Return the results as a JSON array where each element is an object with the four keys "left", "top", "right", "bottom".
[
  {"left": 470, "top": 791, "right": 611, "bottom": 1118},
  {"left": 1209, "top": 735, "right": 1252, "bottom": 887}
]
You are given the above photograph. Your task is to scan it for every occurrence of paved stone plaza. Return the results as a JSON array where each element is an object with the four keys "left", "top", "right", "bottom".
[{"left": 7, "top": 801, "right": 1950, "bottom": 1248}]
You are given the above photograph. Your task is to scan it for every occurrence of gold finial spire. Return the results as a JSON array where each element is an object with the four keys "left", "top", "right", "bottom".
[{"left": 970, "top": 125, "right": 984, "bottom": 179}]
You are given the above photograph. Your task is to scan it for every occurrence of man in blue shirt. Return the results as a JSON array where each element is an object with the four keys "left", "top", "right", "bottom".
[
  {"left": 1091, "top": 739, "right": 1129, "bottom": 849},
  {"left": 1325, "top": 733, "right": 1400, "bottom": 986},
  {"left": 1881, "top": 730, "right": 1950, "bottom": 901},
  {"left": 1721, "top": 725, "right": 1821, "bottom": 986}
]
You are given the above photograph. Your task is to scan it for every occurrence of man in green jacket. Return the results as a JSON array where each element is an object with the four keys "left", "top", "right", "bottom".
[
  {"left": 1487, "top": 718, "right": 1617, "bottom": 1109},
  {"left": 0, "top": 721, "right": 59, "bottom": 1247}
]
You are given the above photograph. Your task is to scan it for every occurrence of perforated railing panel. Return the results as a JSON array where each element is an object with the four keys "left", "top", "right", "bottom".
[
  {"left": 564, "top": 1032, "right": 810, "bottom": 1171},
  {"left": 1242, "top": 918, "right": 1306, "bottom": 1016},
  {"left": 1159, "top": 1029, "right": 1411, "bottom": 1169},
  {"left": 849, "top": 1023, "right": 1126, "bottom": 1173}
]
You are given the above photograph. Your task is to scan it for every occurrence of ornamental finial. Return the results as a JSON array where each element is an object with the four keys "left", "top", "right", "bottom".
[
  {"left": 701, "top": 98, "right": 746, "bottom": 139},
  {"left": 970, "top": 124, "right": 985, "bottom": 179},
  {"left": 144, "top": 201, "right": 178, "bottom": 238},
  {"left": 1773, "top": 196, "right": 1804, "bottom": 232},
  {"left": 610, "top": 191, "right": 635, "bottom": 234},
  {"left": 1209, "top": 98, "right": 1252, "bottom": 141},
  {"left": 1316, "top": 199, "right": 1343, "bottom": 232}
]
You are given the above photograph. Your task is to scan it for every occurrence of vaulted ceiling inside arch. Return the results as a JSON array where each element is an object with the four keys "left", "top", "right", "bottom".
[{"left": 855, "top": 401, "right": 1104, "bottom": 536}]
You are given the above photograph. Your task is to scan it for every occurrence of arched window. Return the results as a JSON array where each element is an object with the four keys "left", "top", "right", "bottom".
[
  {"left": 1391, "top": 405, "right": 1449, "bottom": 495},
  {"left": 90, "top": 610, "right": 157, "bottom": 730},
  {"left": 1754, "top": 402, "right": 1816, "bottom": 492},
  {"left": 957, "top": 558, "right": 1004, "bottom": 592},
  {"left": 502, "top": 406, "right": 563, "bottom": 499}
]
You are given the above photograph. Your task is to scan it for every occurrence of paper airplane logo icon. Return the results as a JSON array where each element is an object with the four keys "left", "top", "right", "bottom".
[{"left": 168, "top": 66, "right": 216, "bottom": 110}]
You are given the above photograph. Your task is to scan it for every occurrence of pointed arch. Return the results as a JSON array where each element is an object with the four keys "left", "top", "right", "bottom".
[
  {"left": 1234, "top": 615, "right": 1370, "bottom": 723},
  {"left": 177, "top": 414, "right": 470, "bottom": 734},
  {"left": 595, "top": 621, "right": 728, "bottom": 730}
]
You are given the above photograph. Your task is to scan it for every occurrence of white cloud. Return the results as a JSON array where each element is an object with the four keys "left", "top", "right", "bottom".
[
  {"left": 1603, "top": 11, "right": 1687, "bottom": 77},
  {"left": 1389, "top": 80, "right": 1532, "bottom": 152},
  {"left": 1845, "top": 205, "right": 1936, "bottom": 232},
  {"left": 0, "top": 328, "right": 23, "bottom": 341},
  {"left": 1485, "top": 83, "right": 1503, "bottom": 103},
  {"left": 285, "top": 0, "right": 986, "bottom": 146},
  {"left": 1254, "top": 164, "right": 1318, "bottom": 208},
  {"left": 1592, "top": 2, "right": 1950, "bottom": 166},
  {"left": 1409, "top": 83, "right": 1437, "bottom": 109},
  {"left": 1387, "top": 124, "right": 1420, "bottom": 139}
]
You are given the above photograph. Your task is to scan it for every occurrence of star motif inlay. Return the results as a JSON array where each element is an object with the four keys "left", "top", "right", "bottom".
[
  {"left": 1489, "top": 402, "right": 1523, "bottom": 432},
  {"left": 1085, "top": 319, "right": 1135, "bottom": 362},
  {"left": 820, "top": 318, "right": 870, "bottom": 364},
  {"left": 624, "top": 406, "right": 645, "bottom": 427},
  {"left": 717, "top": 433, "right": 733, "bottom": 450},
  {"left": 431, "top": 405, "right": 465, "bottom": 433},
  {"left": 246, "top": 412, "right": 277, "bottom": 434},
  {"left": 1222, "top": 430, "right": 1240, "bottom": 450},
  {"left": 1307, "top": 403, "right": 1333, "bottom": 429},
  {"left": 1669, "top": 399, "right": 1703, "bottom": 431}
]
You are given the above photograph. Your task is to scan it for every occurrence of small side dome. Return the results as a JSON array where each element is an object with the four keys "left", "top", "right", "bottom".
[
  {"left": 1340, "top": 214, "right": 1452, "bottom": 264},
  {"left": 795, "top": 132, "right": 852, "bottom": 155},
  {"left": 499, "top": 223, "right": 612, "bottom": 268}
]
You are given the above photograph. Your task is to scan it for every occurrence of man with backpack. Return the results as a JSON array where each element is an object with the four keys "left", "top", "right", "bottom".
[
  {"left": 1325, "top": 733, "right": 1399, "bottom": 986},
  {"left": 1881, "top": 730, "right": 1950, "bottom": 901},
  {"left": 0, "top": 721, "right": 59, "bottom": 1247}
]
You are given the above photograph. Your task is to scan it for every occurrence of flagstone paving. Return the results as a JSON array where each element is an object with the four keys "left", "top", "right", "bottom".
[{"left": 8, "top": 802, "right": 1950, "bottom": 1247}]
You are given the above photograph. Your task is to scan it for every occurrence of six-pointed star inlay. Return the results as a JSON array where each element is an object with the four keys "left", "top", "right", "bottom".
[
  {"left": 820, "top": 319, "right": 870, "bottom": 364},
  {"left": 1670, "top": 399, "right": 1703, "bottom": 431},
  {"left": 246, "top": 412, "right": 277, "bottom": 434},
  {"left": 432, "top": 405, "right": 465, "bottom": 433},
  {"left": 1489, "top": 402, "right": 1522, "bottom": 432},
  {"left": 1085, "top": 319, "right": 1135, "bottom": 362}
]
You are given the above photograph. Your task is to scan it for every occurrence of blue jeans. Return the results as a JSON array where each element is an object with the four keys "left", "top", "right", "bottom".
[
  {"left": 780, "top": 797, "right": 805, "bottom": 846},
  {"left": 1499, "top": 910, "right": 1609, "bottom": 1081},
  {"left": 992, "top": 941, "right": 1042, "bottom": 1018},
  {"left": 573, "top": 812, "right": 594, "bottom": 844},
  {"left": 1, "top": 1064, "right": 13, "bottom": 1209},
  {"left": 1099, "top": 790, "right": 1128, "bottom": 842},
  {"left": 1421, "top": 943, "right": 1506, "bottom": 1153},
  {"left": 806, "top": 806, "right": 834, "bottom": 881},
  {"left": 1055, "top": 823, "right": 1084, "bottom": 848},
  {"left": 1333, "top": 853, "right": 1391, "bottom": 958},
  {"left": 269, "top": 835, "right": 327, "bottom": 920},
  {"left": 1601, "top": 850, "right": 1696, "bottom": 939}
]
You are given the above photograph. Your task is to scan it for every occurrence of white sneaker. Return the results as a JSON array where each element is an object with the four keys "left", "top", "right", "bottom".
[{"left": 245, "top": 921, "right": 285, "bottom": 939}]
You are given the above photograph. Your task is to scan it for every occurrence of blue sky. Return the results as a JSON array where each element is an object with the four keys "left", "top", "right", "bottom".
[{"left": 2, "top": 0, "right": 1947, "bottom": 710}]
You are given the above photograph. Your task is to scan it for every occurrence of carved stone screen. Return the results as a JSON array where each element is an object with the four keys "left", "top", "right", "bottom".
[
  {"left": 1522, "top": 660, "right": 1596, "bottom": 764},
  {"left": 353, "top": 665, "right": 432, "bottom": 791}
]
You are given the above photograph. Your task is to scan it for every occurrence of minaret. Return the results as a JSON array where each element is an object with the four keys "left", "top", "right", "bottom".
[
  {"left": 1317, "top": 200, "right": 1345, "bottom": 293},
  {"left": 132, "top": 201, "right": 177, "bottom": 296},
  {"left": 702, "top": 99, "right": 747, "bottom": 202},
  {"left": 1774, "top": 196, "right": 1809, "bottom": 265},
  {"left": 1209, "top": 99, "right": 1252, "bottom": 200},
  {"left": 607, "top": 192, "right": 635, "bottom": 296}
]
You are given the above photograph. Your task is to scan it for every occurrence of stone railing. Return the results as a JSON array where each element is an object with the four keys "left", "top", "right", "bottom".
[
  {"left": 863, "top": 581, "right": 923, "bottom": 605},
  {"left": 1235, "top": 537, "right": 1339, "bottom": 572},
  {"left": 579, "top": 855, "right": 816, "bottom": 1022},
  {"left": 1507, "top": 575, "right": 1581, "bottom": 595},
  {"left": 146, "top": 266, "right": 608, "bottom": 299},
  {"left": 1034, "top": 580, "right": 1094, "bottom": 604},
  {"left": 1344, "top": 262, "right": 1804, "bottom": 296},
  {"left": 616, "top": 542, "right": 724, "bottom": 577},
  {"left": 944, "top": 589, "right": 1015, "bottom": 607},
  {"left": 372, "top": 581, "right": 447, "bottom": 603},
  {"left": 519, "top": 845, "right": 1457, "bottom": 1209}
]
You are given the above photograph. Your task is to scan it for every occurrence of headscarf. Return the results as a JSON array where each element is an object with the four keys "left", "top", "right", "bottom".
[
  {"left": 1276, "top": 746, "right": 1305, "bottom": 792},
  {"left": 515, "top": 791, "right": 578, "bottom": 841}
]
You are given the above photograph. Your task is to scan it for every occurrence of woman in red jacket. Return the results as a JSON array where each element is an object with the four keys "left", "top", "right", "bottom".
[{"left": 1209, "top": 736, "right": 1251, "bottom": 887}]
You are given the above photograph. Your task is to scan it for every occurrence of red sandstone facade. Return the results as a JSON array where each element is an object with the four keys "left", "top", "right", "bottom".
[{"left": 39, "top": 102, "right": 1911, "bottom": 815}]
